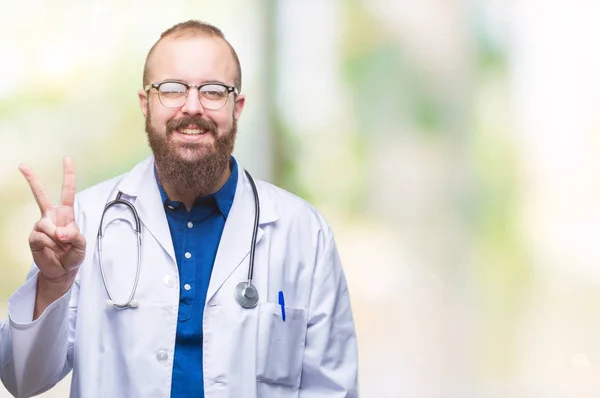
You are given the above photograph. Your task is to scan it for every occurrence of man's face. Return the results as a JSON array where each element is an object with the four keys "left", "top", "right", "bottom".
[{"left": 138, "top": 35, "right": 245, "bottom": 191}]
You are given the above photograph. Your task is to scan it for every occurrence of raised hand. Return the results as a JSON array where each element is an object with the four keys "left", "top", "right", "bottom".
[{"left": 19, "top": 156, "right": 86, "bottom": 283}]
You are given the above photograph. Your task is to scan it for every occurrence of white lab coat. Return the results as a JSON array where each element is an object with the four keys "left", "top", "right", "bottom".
[{"left": 0, "top": 156, "right": 358, "bottom": 398}]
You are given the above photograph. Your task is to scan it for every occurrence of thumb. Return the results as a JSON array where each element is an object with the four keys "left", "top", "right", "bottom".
[{"left": 55, "top": 226, "right": 86, "bottom": 250}]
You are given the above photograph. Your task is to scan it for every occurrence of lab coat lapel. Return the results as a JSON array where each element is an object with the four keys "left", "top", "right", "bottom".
[
  {"left": 206, "top": 165, "right": 276, "bottom": 303},
  {"left": 115, "top": 157, "right": 176, "bottom": 265}
]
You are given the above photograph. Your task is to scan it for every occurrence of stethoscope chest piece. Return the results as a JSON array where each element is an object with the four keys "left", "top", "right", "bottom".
[{"left": 235, "top": 281, "right": 259, "bottom": 308}]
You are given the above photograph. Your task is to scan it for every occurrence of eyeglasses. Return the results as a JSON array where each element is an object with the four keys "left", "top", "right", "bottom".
[{"left": 144, "top": 80, "right": 239, "bottom": 110}]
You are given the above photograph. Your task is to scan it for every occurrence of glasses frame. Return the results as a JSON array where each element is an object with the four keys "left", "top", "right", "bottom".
[{"left": 144, "top": 80, "right": 239, "bottom": 110}]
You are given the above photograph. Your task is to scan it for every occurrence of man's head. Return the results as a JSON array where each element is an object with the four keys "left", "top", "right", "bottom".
[
  {"left": 138, "top": 20, "right": 245, "bottom": 195},
  {"left": 142, "top": 20, "right": 242, "bottom": 92}
]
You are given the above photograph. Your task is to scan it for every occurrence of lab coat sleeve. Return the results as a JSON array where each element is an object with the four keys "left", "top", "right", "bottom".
[
  {"left": 0, "top": 320, "right": 10, "bottom": 386},
  {"left": 0, "top": 266, "right": 77, "bottom": 398},
  {"left": 299, "top": 229, "right": 359, "bottom": 397}
]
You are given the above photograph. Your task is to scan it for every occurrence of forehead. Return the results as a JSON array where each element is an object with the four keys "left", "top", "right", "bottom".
[{"left": 149, "top": 35, "right": 236, "bottom": 85}]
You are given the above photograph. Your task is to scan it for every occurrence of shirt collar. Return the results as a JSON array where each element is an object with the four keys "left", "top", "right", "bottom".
[{"left": 154, "top": 157, "right": 238, "bottom": 218}]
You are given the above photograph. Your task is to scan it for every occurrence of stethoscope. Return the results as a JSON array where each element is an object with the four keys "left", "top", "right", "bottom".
[{"left": 97, "top": 170, "right": 261, "bottom": 310}]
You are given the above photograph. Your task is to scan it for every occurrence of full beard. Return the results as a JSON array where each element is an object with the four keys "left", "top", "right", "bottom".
[{"left": 145, "top": 111, "right": 237, "bottom": 197}]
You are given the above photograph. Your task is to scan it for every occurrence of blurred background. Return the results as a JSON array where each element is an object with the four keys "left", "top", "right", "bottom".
[{"left": 1, "top": 0, "right": 600, "bottom": 396}]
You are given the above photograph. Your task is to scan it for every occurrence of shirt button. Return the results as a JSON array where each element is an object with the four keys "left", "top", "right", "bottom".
[
  {"left": 184, "top": 284, "right": 191, "bottom": 291},
  {"left": 163, "top": 275, "right": 176, "bottom": 288},
  {"left": 187, "top": 221, "right": 193, "bottom": 228},
  {"left": 156, "top": 350, "right": 168, "bottom": 362},
  {"left": 167, "top": 205, "right": 175, "bottom": 210},
  {"left": 185, "top": 252, "right": 192, "bottom": 259}
]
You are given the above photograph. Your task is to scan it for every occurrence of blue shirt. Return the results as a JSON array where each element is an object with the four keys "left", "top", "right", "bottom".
[{"left": 155, "top": 159, "right": 238, "bottom": 398}]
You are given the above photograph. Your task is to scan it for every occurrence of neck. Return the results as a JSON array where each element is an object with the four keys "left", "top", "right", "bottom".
[{"left": 159, "top": 164, "right": 231, "bottom": 211}]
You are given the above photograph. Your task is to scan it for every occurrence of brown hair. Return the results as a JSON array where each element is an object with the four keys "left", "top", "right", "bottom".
[{"left": 142, "top": 20, "right": 242, "bottom": 91}]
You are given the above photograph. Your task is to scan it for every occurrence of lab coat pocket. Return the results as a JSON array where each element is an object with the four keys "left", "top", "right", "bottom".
[{"left": 256, "top": 301, "right": 308, "bottom": 389}]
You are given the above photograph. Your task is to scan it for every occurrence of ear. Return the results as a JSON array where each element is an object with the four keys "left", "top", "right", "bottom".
[
  {"left": 233, "top": 94, "right": 245, "bottom": 120},
  {"left": 138, "top": 89, "right": 149, "bottom": 117}
]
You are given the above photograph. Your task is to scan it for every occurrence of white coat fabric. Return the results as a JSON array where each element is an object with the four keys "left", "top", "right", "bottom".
[{"left": 0, "top": 156, "right": 358, "bottom": 398}]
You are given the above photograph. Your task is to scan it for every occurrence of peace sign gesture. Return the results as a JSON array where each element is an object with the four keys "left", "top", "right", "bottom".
[{"left": 19, "top": 156, "right": 86, "bottom": 283}]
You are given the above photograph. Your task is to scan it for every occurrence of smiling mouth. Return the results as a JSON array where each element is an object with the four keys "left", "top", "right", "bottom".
[{"left": 178, "top": 127, "right": 208, "bottom": 135}]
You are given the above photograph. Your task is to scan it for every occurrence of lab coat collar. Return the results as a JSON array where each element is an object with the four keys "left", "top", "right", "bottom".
[{"left": 114, "top": 156, "right": 278, "bottom": 294}]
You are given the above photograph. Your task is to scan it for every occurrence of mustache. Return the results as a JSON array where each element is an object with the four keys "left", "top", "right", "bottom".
[{"left": 166, "top": 117, "right": 218, "bottom": 134}]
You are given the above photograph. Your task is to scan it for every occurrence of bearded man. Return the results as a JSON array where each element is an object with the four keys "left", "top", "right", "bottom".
[{"left": 1, "top": 20, "right": 358, "bottom": 398}]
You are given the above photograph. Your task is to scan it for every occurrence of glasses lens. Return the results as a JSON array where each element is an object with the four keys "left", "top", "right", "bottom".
[
  {"left": 157, "top": 82, "right": 188, "bottom": 108},
  {"left": 199, "top": 84, "right": 229, "bottom": 110}
]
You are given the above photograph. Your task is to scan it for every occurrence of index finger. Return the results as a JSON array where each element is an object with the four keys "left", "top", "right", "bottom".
[
  {"left": 61, "top": 156, "right": 76, "bottom": 207},
  {"left": 19, "top": 163, "right": 54, "bottom": 214}
]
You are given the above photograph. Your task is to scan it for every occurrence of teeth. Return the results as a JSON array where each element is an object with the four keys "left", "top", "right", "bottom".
[{"left": 180, "top": 128, "right": 205, "bottom": 135}]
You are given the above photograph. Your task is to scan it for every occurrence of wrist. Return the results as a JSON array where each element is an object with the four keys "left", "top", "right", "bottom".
[
  {"left": 38, "top": 267, "right": 78, "bottom": 285},
  {"left": 35, "top": 269, "right": 77, "bottom": 319},
  {"left": 38, "top": 269, "right": 76, "bottom": 294}
]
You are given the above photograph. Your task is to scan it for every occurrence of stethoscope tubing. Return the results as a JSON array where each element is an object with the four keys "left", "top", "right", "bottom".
[
  {"left": 98, "top": 192, "right": 143, "bottom": 309},
  {"left": 244, "top": 170, "right": 259, "bottom": 285}
]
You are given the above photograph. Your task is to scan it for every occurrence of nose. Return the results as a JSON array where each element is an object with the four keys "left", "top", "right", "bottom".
[{"left": 180, "top": 87, "right": 204, "bottom": 116}]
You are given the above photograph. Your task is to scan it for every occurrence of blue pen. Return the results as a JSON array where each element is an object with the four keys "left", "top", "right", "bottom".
[{"left": 278, "top": 291, "right": 286, "bottom": 322}]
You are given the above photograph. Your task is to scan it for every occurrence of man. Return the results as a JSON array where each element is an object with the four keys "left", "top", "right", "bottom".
[{"left": 0, "top": 20, "right": 358, "bottom": 398}]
